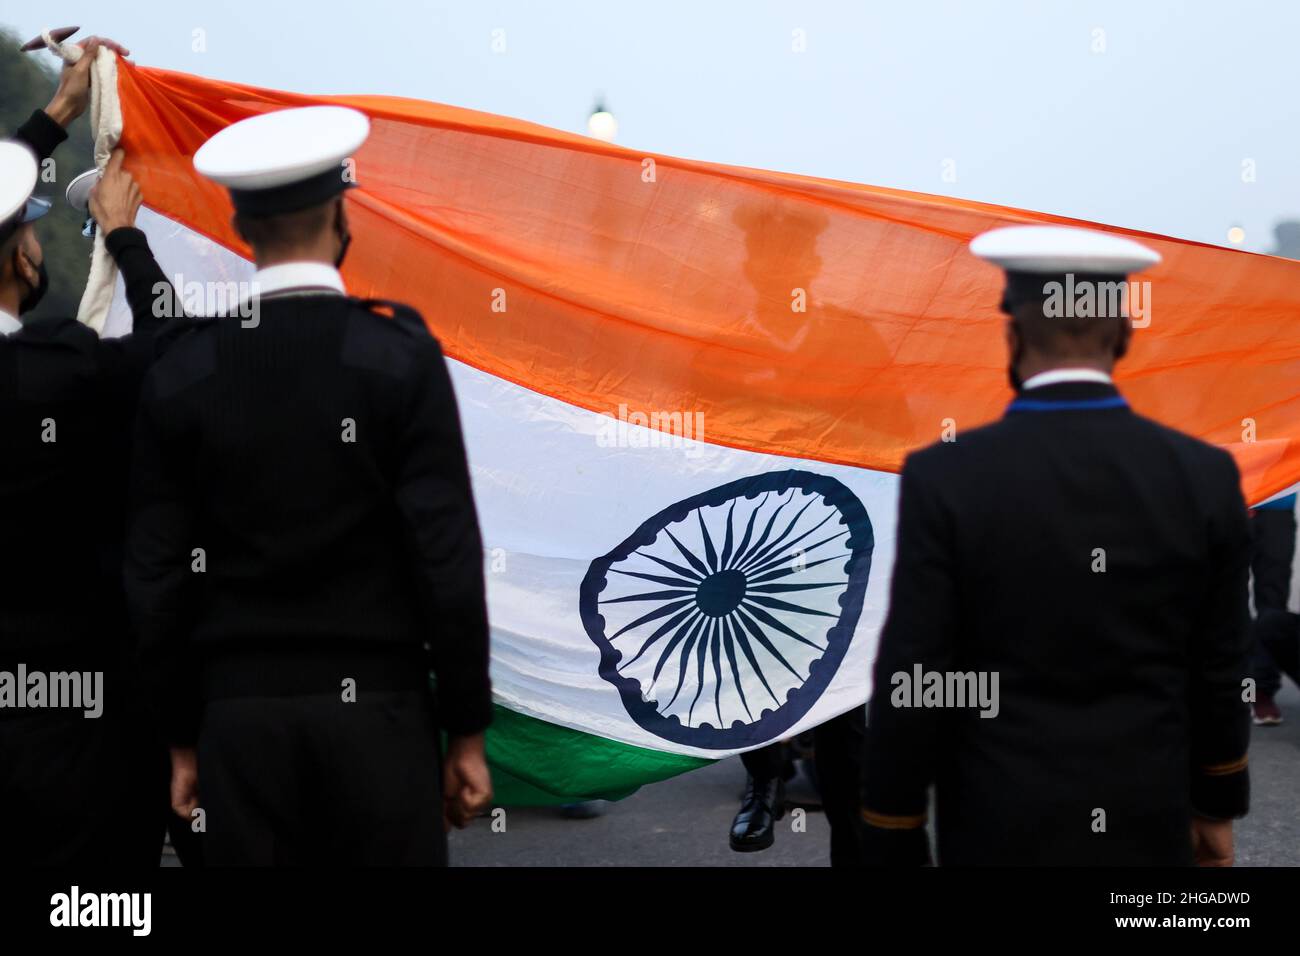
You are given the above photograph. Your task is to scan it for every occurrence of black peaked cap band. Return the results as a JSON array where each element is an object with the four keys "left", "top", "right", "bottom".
[
  {"left": 229, "top": 167, "right": 356, "bottom": 218},
  {"left": 1002, "top": 269, "right": 1129, "bottom": 314}
]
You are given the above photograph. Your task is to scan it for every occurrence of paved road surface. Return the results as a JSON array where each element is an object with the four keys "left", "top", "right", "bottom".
[{"left": 450, "top": 682, "right": 1300, "bottom": 866}]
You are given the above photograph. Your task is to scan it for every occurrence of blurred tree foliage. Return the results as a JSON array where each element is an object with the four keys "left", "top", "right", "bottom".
[{"left": 2, "top": 25, "right": 96, "bottom": 320}]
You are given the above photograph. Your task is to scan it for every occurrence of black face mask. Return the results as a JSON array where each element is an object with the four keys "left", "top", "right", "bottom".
[
  {"left": 18, "top": 258, "right": 49, "bottom": 316},
  {"left": 1006, "top": 317, "right": 1024, "bottom": 392},
  {"left": 333, "top": 202, "right": 352, "bottom": 270}
]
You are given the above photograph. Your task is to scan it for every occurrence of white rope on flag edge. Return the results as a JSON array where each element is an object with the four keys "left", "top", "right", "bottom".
[{"left": 40, "top": 28, "right": 123, "bottom": 334}]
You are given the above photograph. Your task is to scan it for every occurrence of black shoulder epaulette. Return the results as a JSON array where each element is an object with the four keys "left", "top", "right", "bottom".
[{"left": 352, "top": 297, "right": 430, "bottom": 339}]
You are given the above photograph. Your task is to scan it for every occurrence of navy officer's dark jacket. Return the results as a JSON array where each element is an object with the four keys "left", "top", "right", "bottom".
[
  {"left": 0, "top": 110, "right": 173, "bottom": 667},
  {"left": 860, "top": 377, "right": 1252, "bottom": 865},
  {"left": 123, "top": 288, "right": 493, "bottom": 746}
]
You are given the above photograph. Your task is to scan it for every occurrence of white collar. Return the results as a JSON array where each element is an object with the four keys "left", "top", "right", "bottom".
[
  {"left": 1021, "top": 367, "right": 1113, "bottom": 391},
  {"left": 0, "top": 308, "right": 20, "bottom": 336},
  {"left": 251, "top": 262, "right": 346, "bottom": 299}
]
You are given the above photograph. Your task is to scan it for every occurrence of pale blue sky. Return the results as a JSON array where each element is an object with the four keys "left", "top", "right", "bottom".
[{"left": 10, "top": 0, "right": 1297, "bottom": 252}]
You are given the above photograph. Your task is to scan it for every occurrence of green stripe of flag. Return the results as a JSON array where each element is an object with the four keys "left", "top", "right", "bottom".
[{"left": 486, "top": 704, "right": 711, "bottom": 805}]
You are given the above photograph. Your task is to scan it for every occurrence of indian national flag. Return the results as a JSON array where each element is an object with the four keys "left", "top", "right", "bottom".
[{"left": 106, "top": 61, "right": 1300, "bottom": 803}]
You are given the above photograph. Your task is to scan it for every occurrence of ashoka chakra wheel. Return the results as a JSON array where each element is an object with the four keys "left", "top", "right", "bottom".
[{"left": 579, "top": 469, "right": 873, "bottom": 750}]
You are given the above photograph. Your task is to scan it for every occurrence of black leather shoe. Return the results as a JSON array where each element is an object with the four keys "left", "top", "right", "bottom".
[{"left": 729, "top": 774, "right": 785, "bottom": 852}]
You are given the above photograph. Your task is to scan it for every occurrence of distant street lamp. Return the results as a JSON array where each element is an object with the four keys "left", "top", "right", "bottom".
[
  {"left": 587, "top": 99, "right": 618, "bottom": 143},
  {"left": 1227, "top": 226, "right": 1246, "bottom": 246}
]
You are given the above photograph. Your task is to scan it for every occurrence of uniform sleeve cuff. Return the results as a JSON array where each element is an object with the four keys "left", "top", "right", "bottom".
[
  {"left": 105, "top": 226, "right": 151, "bottom": 258},
  {"left": 859, "top": 820, "right": 932, "bottom": 866},
  {"left": 14, "top": 109, "right": 69, "bottom": 161},
  {"left": 1191, "top": 760, "right": 1250, "bottom": 820},
  {"left": 440, "top": 700, "right": 494, "bottom": 737}
]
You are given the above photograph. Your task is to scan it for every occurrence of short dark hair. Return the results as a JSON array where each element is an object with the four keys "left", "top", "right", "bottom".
[
  {"left": 0, "top": 223, "right": 30, "bottom": 283},
  {"left": 1003, "top": 271, "right": 1131, "bottom": 359},
  {"left": 1010, "top": 300, "right": 1126, "bottom": 359},
  {"left": 234, "top": 199, "right": 337, "bottom": 256}
]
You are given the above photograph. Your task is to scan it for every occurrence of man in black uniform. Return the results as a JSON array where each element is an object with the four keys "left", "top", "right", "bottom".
[
  {"left": 1246, "top": 492, "right": 1295, "bottom": 725},
  {"left": 859, "top": 226, "right": 1252, "bottom": 866},
  {"left": 730, "top": 711, "right": 864, "bottom": 866},
  {"left": 0, "top": 37, "right": 184, "bottom": 865},
  {"left": 125, "top": 106, "right": 493, "bottom": 865}
]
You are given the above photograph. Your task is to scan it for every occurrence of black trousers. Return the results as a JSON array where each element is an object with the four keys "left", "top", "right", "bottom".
[
  {"left": 739, "top": 706, "right": 865, "bottom": 867},
  {"left": 1251, "top": 509, "right": 1297, "bottom": 696},
  {"left": 197, "top": 689, "right": 445, "bottom": 866},
  {"left": 0, "top": 690, "right": 169, "bottom": 867}
]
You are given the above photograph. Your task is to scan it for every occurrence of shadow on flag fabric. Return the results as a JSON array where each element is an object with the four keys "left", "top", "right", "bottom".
[{"left": 105, "top": 61, "right": 1300, "bottom": 804}]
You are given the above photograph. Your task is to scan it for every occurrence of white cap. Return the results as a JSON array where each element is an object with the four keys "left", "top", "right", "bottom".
[
  {"left": 193, "top": 106, "right": 369, "bottom": 216},
  {"left": 970, "top": 225, "right": 1160, "bottom": 275},
  {"left": 0, "top": 142, "right": 50, "bottom": 242},
  {"left": 65, "top": 168, "right": 100, "bottom": 215}
]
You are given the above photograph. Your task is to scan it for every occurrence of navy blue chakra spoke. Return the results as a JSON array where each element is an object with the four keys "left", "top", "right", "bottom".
[{"left": 580, "top": 470, "right": 874, "bottom": 750}]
